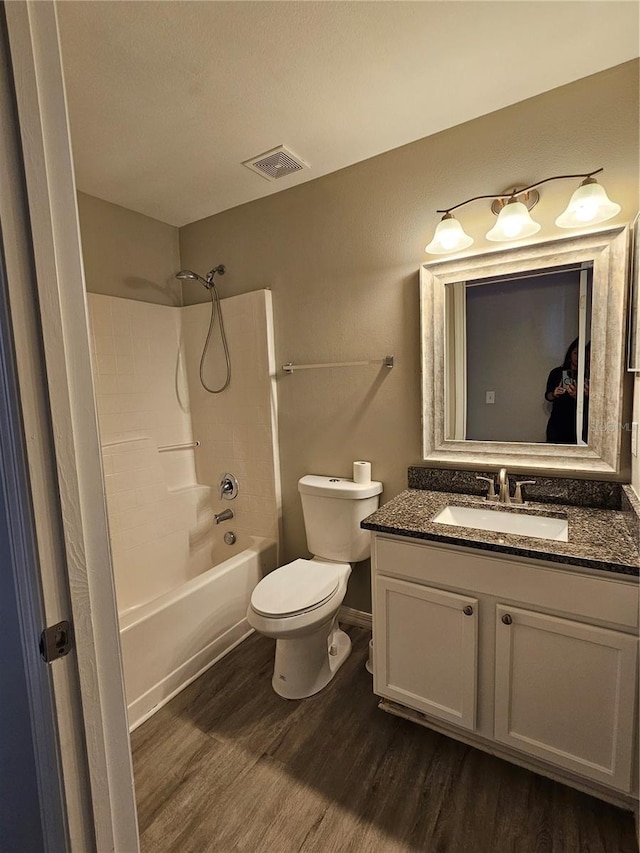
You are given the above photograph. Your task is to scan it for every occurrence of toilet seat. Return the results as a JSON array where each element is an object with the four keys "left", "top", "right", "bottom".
[{"left": 250, "top": 559, "right": 342, "bottom": 618}]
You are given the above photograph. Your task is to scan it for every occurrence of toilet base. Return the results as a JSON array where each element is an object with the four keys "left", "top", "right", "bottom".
[{"left": 271, "top": 619, "right": 351, "bottom": 700}]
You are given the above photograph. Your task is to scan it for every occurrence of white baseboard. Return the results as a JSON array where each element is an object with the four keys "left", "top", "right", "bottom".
[{"left": 339, "top": 606, "right": 372, "bottom": 630}]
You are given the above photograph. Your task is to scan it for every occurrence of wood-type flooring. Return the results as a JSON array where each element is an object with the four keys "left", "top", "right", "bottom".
[{"left": 132, "top": 627, "right": 638, "bottom": 853}]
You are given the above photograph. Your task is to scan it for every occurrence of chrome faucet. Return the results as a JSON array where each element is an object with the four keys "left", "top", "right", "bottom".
[
  {"left": 498, "top": 468, "right": 511, "bottom": 504},
  {"left": 214, "top": 508, "right": 234, "bottom": 524}
]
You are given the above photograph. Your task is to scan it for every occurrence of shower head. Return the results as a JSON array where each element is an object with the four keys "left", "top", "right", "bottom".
[
  {"left": 176, "top": 269, "right": 207, "bottom": 284},
  {"left": 175, "top": 266, "right": 226, "bottom": 289}
]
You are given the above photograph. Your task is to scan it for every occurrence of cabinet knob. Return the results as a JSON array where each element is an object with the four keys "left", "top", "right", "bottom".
[
  {"left": 502, "top": 613, "right": 513, "bottom": 625},
  {"left": 463, "top": 605, "right": 474, "bottom": 616}
]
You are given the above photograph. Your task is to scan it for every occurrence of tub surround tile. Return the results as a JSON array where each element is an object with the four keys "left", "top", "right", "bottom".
[
  {"left": 362, "top": 489, "right": 639, "bottom": 577},
  {"left": 88, "top": 290, "right": 281, "bottom": 610},
  {"left": 181, "top": 290, "right": 280, "bottom": 542},
  {"left": 408, "top": 466, "right": 623, "bottom": 510}
]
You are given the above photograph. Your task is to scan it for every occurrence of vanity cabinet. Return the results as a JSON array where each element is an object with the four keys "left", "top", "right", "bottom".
[
  {"left": 372, "top": 533, "right": 639, "bottom": 801},
  {"left": 375, "top": 577, "right": 477, "bottom": 730},
  {"left": 493, "top": 604, "right": 637, "bottom": 790}
]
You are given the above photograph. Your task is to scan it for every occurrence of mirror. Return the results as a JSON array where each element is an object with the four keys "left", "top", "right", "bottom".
[
  {"left": 420, "top": 227, "right": 629, "bottom": 475},
  {"left": 446, "top": 262, "right": 593, "bottom": 444}
]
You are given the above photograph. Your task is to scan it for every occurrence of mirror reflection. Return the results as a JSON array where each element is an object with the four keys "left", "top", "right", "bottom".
[{"left": 445, "top": 262, "right": 593, "bottom": 444}]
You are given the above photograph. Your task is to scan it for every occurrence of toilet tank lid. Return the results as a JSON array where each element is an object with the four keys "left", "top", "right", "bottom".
[{"left": 298, "top": 475, "right": 383, "bottom": 499}]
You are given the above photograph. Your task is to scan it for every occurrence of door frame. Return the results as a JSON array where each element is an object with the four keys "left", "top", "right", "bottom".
[{"left": 2, "top": 2, "right": 138, "bottom": 849}]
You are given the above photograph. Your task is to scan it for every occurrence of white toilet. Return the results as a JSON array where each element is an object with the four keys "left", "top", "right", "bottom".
[{"left": 247, "top": 474, "right": 382, "bottom": 699}]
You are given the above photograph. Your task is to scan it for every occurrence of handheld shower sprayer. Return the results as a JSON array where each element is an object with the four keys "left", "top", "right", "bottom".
[
  {"left": 175, "top": 263, "right": 230, "bottom": 393},
  {"left": 176, "top": 265, "right": 225, "bottom": 289}
]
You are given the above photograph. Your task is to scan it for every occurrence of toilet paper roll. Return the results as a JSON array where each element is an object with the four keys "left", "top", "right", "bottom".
[{"left": 353, "top": 461, "right": 372, "bottom": 485}]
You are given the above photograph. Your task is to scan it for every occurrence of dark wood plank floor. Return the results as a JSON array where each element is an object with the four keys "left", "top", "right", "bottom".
[{"left": 132, "top": 627, "right": 637, "bottom": 853}]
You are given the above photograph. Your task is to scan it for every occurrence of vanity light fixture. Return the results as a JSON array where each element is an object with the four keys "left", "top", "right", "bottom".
[
  {"left": 555, "top": 175, "right": 621, "bottom": 228},
  {"left": 424, "top": 212, "right": 474, "bottom": 254},
  {"left": 486, "top": 197, "right": 541, "bottom": 242},
  {"left": 425, "top": 168, "right": 620, "bottom": 255}
]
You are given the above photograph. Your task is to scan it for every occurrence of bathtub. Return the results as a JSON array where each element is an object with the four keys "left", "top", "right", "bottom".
[{"left": 119, "top": 534, "right": 277, "bottom": 730}]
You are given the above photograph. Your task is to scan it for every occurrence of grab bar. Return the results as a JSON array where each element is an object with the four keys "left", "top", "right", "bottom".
[
  {"left": 282, "top": 355, "right": 394, "bottom": 374},
  {"left": 157, "top": 440, "right": 201, "bottom": 452},
  {"left": 101, "top": 437, "right": 148, "bottom": 448}
]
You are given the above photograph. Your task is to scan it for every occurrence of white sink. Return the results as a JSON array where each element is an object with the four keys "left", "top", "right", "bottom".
[{"left": 432, "top": 505, "right": 568, "bottom": 542}]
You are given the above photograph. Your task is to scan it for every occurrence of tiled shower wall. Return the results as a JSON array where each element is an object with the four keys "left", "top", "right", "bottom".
[
  {"left": 182, "top": 292, "right": 281, "bottom": 538},
  {"left": 87, "top": 290, "right": 280, "bottom": 613}
]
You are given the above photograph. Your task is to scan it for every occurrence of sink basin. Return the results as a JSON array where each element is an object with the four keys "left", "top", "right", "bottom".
[{"left": 432, "top": 505, "right": 569, "bottom": 542}]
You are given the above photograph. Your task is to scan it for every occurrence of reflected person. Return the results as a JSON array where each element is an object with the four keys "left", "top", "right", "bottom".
[{"left": 545, "top": 338, "right": 590, "bottom": 443}]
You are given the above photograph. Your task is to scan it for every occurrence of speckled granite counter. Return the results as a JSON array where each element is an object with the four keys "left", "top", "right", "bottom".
[{"left": 362, "top": 489, "right": 640, "bottom": 577}]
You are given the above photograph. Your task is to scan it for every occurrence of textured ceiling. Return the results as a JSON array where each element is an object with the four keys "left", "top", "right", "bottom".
[{"left": 57, "top": 1, "right": 639, "bottom": 227}]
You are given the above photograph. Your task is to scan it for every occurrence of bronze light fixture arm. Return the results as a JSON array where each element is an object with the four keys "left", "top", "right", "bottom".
[{"left": 436, "top": 168, "right": 604, "bottom": 214}]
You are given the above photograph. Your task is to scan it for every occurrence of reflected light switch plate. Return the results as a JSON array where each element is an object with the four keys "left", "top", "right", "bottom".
[{"left": 486, "top": 391, "right": 495, "bottom": 404}]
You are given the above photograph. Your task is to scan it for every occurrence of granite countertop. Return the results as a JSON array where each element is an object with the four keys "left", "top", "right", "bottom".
[{"left": 361, "top": 489, "right": 640, "bottom": 577}]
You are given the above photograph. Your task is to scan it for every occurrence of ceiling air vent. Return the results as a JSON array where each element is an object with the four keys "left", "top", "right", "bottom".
[{"left": 243, "top": 145, "right": 309, "bottom": 182}]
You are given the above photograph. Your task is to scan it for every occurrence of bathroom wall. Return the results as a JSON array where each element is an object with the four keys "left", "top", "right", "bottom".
[
  {"left": 179, "top": 60, "right": 640, "bottom": 600},
  {"left": 87, "top": 291, "right": 279, "bottom": 612},
  {"left": 78, "top": 192, "right": 181, "bottom": 306}
]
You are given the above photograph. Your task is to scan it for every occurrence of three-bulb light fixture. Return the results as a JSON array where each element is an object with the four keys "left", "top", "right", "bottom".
[{"left": 425, "top": 168, "right": 621, "bottom": 255}]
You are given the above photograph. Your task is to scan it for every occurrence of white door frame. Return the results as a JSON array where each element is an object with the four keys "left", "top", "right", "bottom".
[{"left": 2, "top": 2, "right": 138, "bottom": 849}]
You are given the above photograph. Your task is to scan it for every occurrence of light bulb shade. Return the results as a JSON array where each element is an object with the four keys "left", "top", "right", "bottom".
[
  {"left": 555, "top": 180, "right": 621, "bottom": 228},
  {"left": 425, "top": 215, "right": 474, "bottom": 254},
  {"left": 486, "top": 200, "right": 541, "bottom": 242}
]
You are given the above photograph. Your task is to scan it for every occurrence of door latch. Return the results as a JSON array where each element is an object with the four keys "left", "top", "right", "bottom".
[{"left": 39, "top": 620, "right": 73, "bottom": 663}]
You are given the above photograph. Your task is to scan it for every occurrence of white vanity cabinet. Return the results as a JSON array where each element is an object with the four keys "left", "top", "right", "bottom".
[
  {"left": 374, "top": 576, "right": 478, "bottom": 730},
  {"left": 493, "top": 604, "right": 637, "bottom": 790},
  {"left": 371, "top": 533, "right": 639, "bottom": 802}
]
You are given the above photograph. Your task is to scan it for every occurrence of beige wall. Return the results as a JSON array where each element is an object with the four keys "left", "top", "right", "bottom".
[
  {"left": 78, "top": 192, "right": 181, "bottom": 306},
  {"left": 179, "top": 61, "right": 640, "bottom": 593}
]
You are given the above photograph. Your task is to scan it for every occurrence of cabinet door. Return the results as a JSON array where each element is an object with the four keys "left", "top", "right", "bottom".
[
  {"left": 494, "top": 605, "right": 638, "bottom": 791},
  {"left": 374, "top": 576, "right": 478, "bottom": 730}
]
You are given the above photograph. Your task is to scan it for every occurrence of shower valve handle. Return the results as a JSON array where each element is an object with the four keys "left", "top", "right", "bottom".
[{"left": 220, "top": 473, "right": 239, "bottom": 500}]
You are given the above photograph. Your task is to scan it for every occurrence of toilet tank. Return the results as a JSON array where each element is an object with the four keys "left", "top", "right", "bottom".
[{"left": 298, "top": 475, "right": 383, "bottom": 563}]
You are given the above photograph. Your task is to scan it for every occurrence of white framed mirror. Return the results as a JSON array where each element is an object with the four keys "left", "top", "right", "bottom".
[{"left": 420, "top": 227, "right": 629, "bottom": 475}]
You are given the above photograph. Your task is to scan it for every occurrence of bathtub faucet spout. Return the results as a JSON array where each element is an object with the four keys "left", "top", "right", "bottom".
[{"left": 214, "top": 508, "right": 234, "bottom": 524}]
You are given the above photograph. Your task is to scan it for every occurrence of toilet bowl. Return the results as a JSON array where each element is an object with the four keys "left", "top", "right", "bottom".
[
  {"left": 248, "top": 557, "right": 352, "bottom": 699},
  {"left": 247, "top": 473, "right": 382, "bottom": 699}
]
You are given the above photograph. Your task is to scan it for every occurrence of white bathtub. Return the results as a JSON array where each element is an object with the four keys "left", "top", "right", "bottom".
[{"left": 119, "top": 534, "right": 277, "bottom": 730}]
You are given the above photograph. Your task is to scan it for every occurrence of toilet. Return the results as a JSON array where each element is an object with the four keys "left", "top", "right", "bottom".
[{"left": 247, "top": 474, "right": 382, "bottom": 699}]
